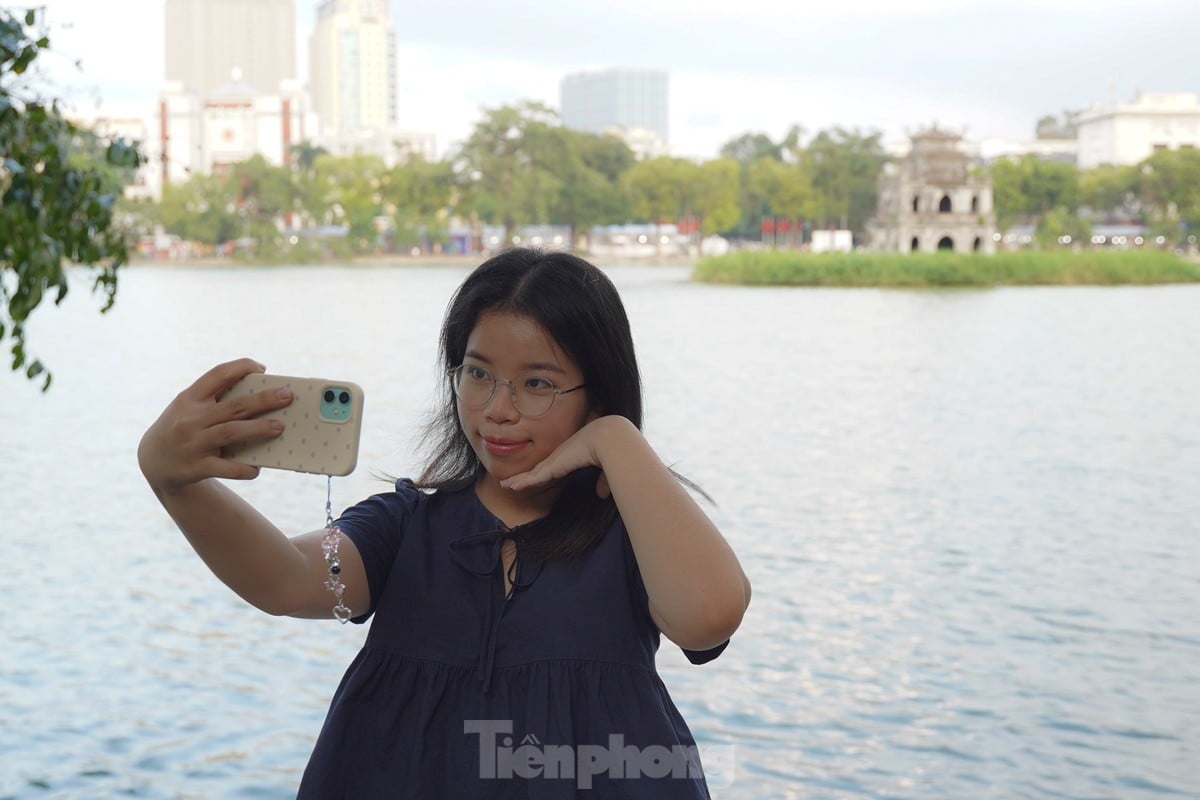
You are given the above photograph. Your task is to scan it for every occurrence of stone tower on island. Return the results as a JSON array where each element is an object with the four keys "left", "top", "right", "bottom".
[{"left": 869, "top": 126, "right": 996, "bottom": 254}]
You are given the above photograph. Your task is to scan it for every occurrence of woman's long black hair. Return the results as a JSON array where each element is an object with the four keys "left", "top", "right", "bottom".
[{"left": 416, "top": 247, "right": 643, "bottom": 560}]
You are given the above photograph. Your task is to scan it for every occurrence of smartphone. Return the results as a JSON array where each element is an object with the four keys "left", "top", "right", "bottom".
[{"left": 218, "top": 373, "right": 365, "bottom": 476}]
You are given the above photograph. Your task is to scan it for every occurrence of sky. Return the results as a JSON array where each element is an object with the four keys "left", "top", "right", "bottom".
[{"left": 20, "top": 0, "right": 1200, "bottom": 160}]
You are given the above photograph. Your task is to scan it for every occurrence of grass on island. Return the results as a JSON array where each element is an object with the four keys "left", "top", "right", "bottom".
[{"left": 692, "top": 250, "right": 1200, "bottom": 287}]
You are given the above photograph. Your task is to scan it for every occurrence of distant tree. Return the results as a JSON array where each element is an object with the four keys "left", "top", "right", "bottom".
[
  {"left": 453, "top": 102, "right": 564, "bottom": 242},
  {"left": 289, "top": 140, "right": 328, "bottom": 174},
  {"left": 622, "top": 156, "right": 700, "bottom": 254},
  {"left": 622, "top": 156, "right": 698, "bottom": 225},
  {"left": 381, "top": 154, "right": 455, "bottom": 250},
  {"left": 551, "top": 130, "right": 634, "bottom": 247},
  {"left": 311, "top": 152, "right": 388, "bottom": 252},
  {"left": 158, "top": 174, "right": 239, "bottom": 245},
  {"left": 748, "top": 156, "right": 816, "bottom": 230},
  {"left": 227, "top": 155, "right": 300, "bottom": 258},
  {"left": 1136, "top": 148, "right": 1200, "bottom": 237},
  {"left": 1, "top": 9, "right": 144, "bottom": 389},
  {"left": 720, "top": 130, "right": 786, "bottom": 240},
  {"left": 1035, "top": 110, "right": 1080, "bottom": 140},
  {"left": 692, "top": 158, "right": 741, "bottom": 235},
  {"left": 1078, "top": 163, "right": 1139, "bottom": 219},
  {"left": 1035, "top": 206, "right": 1091, "bottom": 248},
  {"left": 991, "top": 155, "right": 1079, "bottom": 229},
  {"left": 802, "top": 127, "right": 888, "bottom": 239},
  {"left": 718, "top": 132, "right": 782, "bottom": 165}
]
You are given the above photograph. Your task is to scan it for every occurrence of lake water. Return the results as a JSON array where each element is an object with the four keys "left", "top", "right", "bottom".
[{"left": 1, "top": 263, "right": 1198, "bottom": 799}]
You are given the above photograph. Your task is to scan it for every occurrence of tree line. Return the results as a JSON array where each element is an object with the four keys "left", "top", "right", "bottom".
[
  {"left": 125, "top": 100, "right": 1200, "bottom": 259},
  {"left": 124, "top": 102, "right": 896, "bottom": 259},
  {"left": 992, "top": 149, "right": 1200, "bottom": 247}
]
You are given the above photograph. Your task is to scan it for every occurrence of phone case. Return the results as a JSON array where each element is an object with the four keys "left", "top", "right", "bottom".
[{"left": 219, "top": 373, "right": 364, "bottom": 476}]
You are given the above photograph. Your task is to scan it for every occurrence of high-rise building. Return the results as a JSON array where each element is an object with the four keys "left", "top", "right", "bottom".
[
  {"left": 308, "top": 0, "right": 398, "bottom": 137},
  {"left": 560, "top": 68, "right": 669, "bottom": 157},
  {"left": 164, "top": 0, "right": 297, "bottom": 95}
]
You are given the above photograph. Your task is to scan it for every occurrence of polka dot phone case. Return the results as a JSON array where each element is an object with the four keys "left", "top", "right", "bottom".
[{"left": 219, "top": 373, "right": 364, "bottom": 476}]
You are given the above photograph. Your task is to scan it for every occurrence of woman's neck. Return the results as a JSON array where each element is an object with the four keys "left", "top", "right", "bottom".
[{"left": 474, "top": 474, "right": 562, "bottom": 528}]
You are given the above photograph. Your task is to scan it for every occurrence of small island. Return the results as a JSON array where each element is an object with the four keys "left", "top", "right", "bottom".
[{"left": 692, "top": 250, "right": 1200, "bottom": 288}]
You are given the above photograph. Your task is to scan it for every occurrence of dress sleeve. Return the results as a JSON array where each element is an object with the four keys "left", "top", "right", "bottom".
[
  {"left": 619, "top": 520, "right": 731, "bottom": 665},
  {"left": 334, "top": 478, "right": 421, "bottom": 623}
]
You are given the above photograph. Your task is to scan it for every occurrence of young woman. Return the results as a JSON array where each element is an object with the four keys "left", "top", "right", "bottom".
[{"left": 138, "top": 248, "right": 750, "bottom": 797}]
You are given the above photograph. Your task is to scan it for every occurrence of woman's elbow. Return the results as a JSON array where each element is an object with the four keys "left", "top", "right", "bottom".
[{"left": 666, "top": 589, "right": 749, "bottom": 651}]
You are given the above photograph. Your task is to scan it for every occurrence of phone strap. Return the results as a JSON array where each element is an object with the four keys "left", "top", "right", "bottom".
[{"left": 321, "top": 475, "right": 352, "bottom": 623}]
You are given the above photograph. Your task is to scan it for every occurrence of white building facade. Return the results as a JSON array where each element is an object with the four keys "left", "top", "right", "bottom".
[
  {"left": 560, "top": 68, "right": 669, "bottom": 159},
  {"left": 1076, "top": 92, "right": 1200, "bottom": 168},
  {"left": 164, "top": 0, "right": 296, "bottom": 95},
  {"left": 159, "top": 76, "right": 315, "bottom": 191}
]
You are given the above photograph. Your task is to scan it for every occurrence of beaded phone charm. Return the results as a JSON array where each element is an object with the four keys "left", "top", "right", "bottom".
[{"left": 321, "top": 475, "right": 353, "bottom": 623}]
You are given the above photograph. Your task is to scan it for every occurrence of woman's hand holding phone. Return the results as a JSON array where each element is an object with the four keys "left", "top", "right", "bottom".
[{"left": 137, "top": 358, "right": 294, "bottom": 494}]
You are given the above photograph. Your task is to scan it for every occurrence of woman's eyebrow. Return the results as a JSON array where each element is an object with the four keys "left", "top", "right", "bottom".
[
  {"left": 463, "top": 349, "right": 492, "bottom": 363},
  {"left": 464, "top": 350, "right": 565, "bottom": 374},
  {"left": 524, "top": 361, "right": 567, "bottom": 374}
]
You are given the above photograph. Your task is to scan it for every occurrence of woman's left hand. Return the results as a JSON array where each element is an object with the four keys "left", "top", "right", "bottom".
[{"left": 499, "top": 416, "right": 620, "bottom": 497}]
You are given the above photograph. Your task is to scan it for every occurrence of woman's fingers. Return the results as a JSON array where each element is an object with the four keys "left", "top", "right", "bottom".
[
  {"left": 204, "top": 416, "right": 284, "bottom": 451},
  {"left": 189, "top": 357, "right": 266, "bottom": 401},
  {"left": 217, "top": 383, "right": 293, "bottom": 422},
  {"left": 200, "top": 455, "right": 262, "bottom": 482},
  {"left": 140, "top": 360, "right": 284, "bottom": 492}
]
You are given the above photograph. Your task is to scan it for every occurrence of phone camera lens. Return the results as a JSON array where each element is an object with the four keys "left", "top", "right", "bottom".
[
  {"left": 324, "top": 390, "right": 335, "bottom": 403},
  {"left": 339, "top": 391, "right": 350, "bottom": 404}
]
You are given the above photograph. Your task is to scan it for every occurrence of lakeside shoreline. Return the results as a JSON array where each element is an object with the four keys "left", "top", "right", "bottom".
[
  {"left": 108, "top": 249, "right": 1200, "bottom": 286},
  {"left": 123, "top": 252, "right": 698, "bottom": 270}
]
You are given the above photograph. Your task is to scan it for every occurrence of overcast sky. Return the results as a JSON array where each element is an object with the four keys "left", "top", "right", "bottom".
[{"left": 24, "top": 0, "right": 1200, "bottom": 159}]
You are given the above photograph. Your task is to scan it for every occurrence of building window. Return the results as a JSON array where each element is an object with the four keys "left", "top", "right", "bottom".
[
  {"left": 939, "top": 195, "right": 952, "bottom": 213},
  {"left": 937, "top": 236, "right": 954, "bottom": 251},
  {"left": 971, "top": 195, "right": 979, "bottom": 213},
  {"left": 910, "top": 236, "right": 920, "bottom": 252},
  {"left": 973, "top": 236, "right": 982, "bottom": 252}
]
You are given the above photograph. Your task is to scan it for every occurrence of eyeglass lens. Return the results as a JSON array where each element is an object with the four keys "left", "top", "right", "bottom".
[{"left": 453, "top": 366, "right": 558, "bottom": 416}]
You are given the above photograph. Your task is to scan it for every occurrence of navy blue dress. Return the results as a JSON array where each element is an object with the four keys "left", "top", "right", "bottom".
[{"left": 297, "top": 480, "right": 727, "bottom": 798}]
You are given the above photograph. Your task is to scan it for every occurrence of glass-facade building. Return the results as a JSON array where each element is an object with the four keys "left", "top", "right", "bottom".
[
  {"left": 310, "top": 0, "right": 398, "bottom": 135},
  {"left": 560, "top": 69, "right": 669, "bottom": 146}
]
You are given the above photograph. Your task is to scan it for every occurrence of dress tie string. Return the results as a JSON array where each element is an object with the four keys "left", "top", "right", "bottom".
[{"left": 448, "top": 528, "right": 544, "bottom": 693}]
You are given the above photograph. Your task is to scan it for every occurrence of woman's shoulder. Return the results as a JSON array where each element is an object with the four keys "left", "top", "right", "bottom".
[{"left": 338, "top": 478, "right": 440, "bottom": 529}]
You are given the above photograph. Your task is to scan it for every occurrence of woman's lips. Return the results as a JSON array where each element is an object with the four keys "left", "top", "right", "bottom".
[{"left": 483, "top": 436, "right": 529, "bottom": 456}]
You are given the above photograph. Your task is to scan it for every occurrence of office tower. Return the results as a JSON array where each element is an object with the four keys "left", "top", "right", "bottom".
[
  {"left": 560, "top": 68, "right": 669, "bottom": 149},
  {"left": 309, "top": 0, "right": 398, "bottom": 136},
  {"left": 164, "top": 0, "right": 297, "bottom": 94}
]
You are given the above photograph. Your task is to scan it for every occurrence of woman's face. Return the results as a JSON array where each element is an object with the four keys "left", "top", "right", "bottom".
[{"left": 456, "top": 311, "right": 594, "bottom": 490}]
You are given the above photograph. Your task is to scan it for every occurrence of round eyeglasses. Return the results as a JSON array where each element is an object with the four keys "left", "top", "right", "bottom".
[{"left": 448, "top": 364, "right": 585, "bottom": 417}]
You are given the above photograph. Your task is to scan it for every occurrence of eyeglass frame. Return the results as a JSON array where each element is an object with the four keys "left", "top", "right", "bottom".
[{"left": 447, "top": 364, "right": 586, "bottom": 418}]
